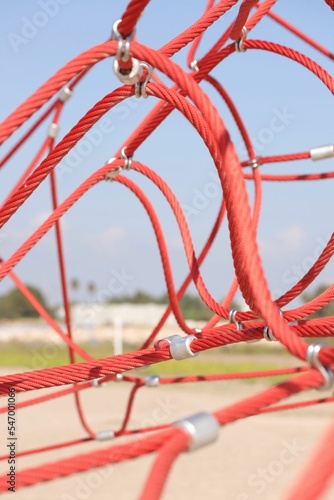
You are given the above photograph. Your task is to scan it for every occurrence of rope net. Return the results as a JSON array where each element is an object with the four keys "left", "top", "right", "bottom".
[{"left": 0, "top": 1, "right": 334, "bottom": 498}]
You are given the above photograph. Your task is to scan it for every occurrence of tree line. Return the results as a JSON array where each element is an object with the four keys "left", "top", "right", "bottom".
[{"left": 0, "top": 282, "right": 332, "bottom": 321}]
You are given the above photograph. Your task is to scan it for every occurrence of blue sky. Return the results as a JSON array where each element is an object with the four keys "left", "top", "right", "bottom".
[{"left": 0, "top": 0, "right": 333, "bottom": 307}]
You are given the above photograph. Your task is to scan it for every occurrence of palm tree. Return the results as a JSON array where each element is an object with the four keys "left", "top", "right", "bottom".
[
  {"left": 87, "top": 281, "right": 96, "bottom": 301},
  {"left": 70, "top": 278, "right": 80, "bottom": 303}
]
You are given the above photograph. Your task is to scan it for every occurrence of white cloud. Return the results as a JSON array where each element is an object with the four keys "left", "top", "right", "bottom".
[
  {"left": 258, "top": 224, "right": 306, "bottom": 257},
  {"left": 84, "top": 225, "right": 127, "bottom": 260},
  {"left": 168, "top": 236, "right": 183, "bottom": 250},
  {"left": 100, "top": 226, "right": 126, "bottom": 246}
]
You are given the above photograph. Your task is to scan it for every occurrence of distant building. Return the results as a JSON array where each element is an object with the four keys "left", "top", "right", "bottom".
[{"left": 58, "top": 302, "right": 178, "bottom": 328}]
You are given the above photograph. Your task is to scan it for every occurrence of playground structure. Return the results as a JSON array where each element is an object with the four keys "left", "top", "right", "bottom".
[{"left": 0, "top": 1, "right": 334, "bottom": 498}]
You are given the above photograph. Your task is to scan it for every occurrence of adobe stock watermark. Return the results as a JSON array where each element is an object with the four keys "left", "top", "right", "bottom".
[
  {"left": 58, "top": 391, "right": 178, "bottom": 499},
  {"left": 181, "top": 106, "right": 296, "bottom": 220},
  {"left": 60, "top": 465, "right": 113, "bottom": 500},
  {"left": 30, "top": 268, "right": 134, "bottom": 369},
  {"left": 56, "top": 96, "right": 141, "bottom": 183},
  {"left": 139, "top": 393, "right": 179, "bottom": 429},
  {"left": 7, "top": 0, "right": 72, "bottom": 54},
  {"left": 271, "top": 233, "right": 331, "bottom": 301},
  {"left": 236, "top": 439, "right": 306, "bottom": 499},
  {"left": 237, "top": 106, "right": 296, "bottom": 155},
  {"left": 281, "top": 235, "right": 330, "bottom": 285}
]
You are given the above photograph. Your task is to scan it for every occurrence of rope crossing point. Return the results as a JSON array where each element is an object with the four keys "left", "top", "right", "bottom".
[{"left": 0, "top": 1, "right": 334, "bottom": 499}]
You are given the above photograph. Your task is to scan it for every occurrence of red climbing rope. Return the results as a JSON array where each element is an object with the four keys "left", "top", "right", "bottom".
[{"left": 0, "top": 1, "right": 334, "bottom": 498}]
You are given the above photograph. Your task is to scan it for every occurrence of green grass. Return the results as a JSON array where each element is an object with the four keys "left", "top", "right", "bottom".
[
  {"left": 0, "top": 341, "right": 116, "bottom": 369},
  {"left": 142, "top": 358, "right": 280, "bottom": 376}
]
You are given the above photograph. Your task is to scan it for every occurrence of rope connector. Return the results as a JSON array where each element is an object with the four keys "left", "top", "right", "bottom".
[
  {"left": 157, "top": 334, "right": 198, "bottom": 360},
  {"left": 229, "top": 309, "right": 242, "bottom": 331},
  {"left": 48, "top": 123, "right": 59, "bottom": 139},
  {"left": 90, "top": 378, "right": 103, "bottom": 388},
  {"left": 307, "top": 342, "right": 334, "bottom": 391},
  {"left": 113, "top": 58, "right": 141, "bottom": 85},
  {"left": 59, "top": 87, "right": 73, "bottom": 103},
  {"left": 135, "top": 62, "right": 153, "bottom": 99},
  {"left": 120, "top": 146, "right": 132, "bottom": 169},
  {"left": 112, "top": 19, "right": 139, "bottom": 81},
  {"left": 105, "top": 149, "right": 132, "bottom": 181},
  {"left": 263, "top": 326, "right": 277, "bottom": 342},
  {"left": 96, "top": 430, "right": 115, "bottom": 441},
  {"left": 235, "top": 26, "right": 248, "bottom": 53},
  {"left": 310, "top": 145, "right": 334, "bottom": 161},
  {"left": 174, "top": 411, "right": 220, "bottom": 451},
  {"left": 190, "top": 60, "right": 199, "bottom": 72},
  {"left": 145, "top": 375, "right": 160, "bottom": 387},
  {"left": 105, "top": 157, "right": 122, "bottom": 181},
  {"left": 116, "top": 39, "right": 131, "bottom": 63},
  {"left": 111, "top": 19, "right": 135, "bottom": 43},
  {"left": 263, "top": 309, "right": 284, "bottom": 342},
  {"left": 248, "top": 157, "right": 260, "bottom": 169}
]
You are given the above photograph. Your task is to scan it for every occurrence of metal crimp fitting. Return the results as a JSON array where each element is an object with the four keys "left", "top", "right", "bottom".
[
  {"left": 263, "top": 309, "right": 284, "bottom": 342},
  {"left": 190, "top": 60, "right": 199, "bottom": 72},
  {"left": 90, "top": 378, "right": 102, "bottom": 388},
  {"left": 235, "top": 26, "right": 248, "bottom": 53},
  {"left": 59, "top": 87, "right": 73, "bottom": 102},
  {"left": 263, "top": 326, "right": 277, "bottom": 342},
  {"left": 174, "top": 411, "right": 220, "bottom": 451},
  {"left": 48, "top": 123, "right": 59, "bottom": 139},
  {"left": 229, "top": 309, "right": 242, "bottom": 332},
  {"left": 145, "top": 375, "right": 160, "bottom": 387},
  {"left": 96, "top": 430, "right": 115, "bottom": 441},
  {"left": 307, "top": 342, "right": 334, "bottom": 391},
  {"left": 162, "top": 334, "right": 198, "bottom": 360},
  {"left": 310, "top": 145, "right": 334, "bottom": 161}
]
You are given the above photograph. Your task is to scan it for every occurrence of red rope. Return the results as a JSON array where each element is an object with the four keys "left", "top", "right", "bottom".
[
  {"left": 1, "top": 1, "right": 334, "bottom": 497},
  {"left": 139, "top": 428, "right": 189, "bottom": 500},
  {"left": 285, "top": 416, "right": 334, "bottom": 499}
]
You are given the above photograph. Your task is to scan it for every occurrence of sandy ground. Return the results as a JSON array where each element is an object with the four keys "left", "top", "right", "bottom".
[{"left": 0, "top": 367, "right": 334, "bottom": 500}]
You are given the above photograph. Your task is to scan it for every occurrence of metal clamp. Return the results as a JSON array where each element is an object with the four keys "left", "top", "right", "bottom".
[
  {"left": 145, "top": 375, "right": 160, "bottom": 387},
  {"left": 120, "top": 146, "right": 132, "bottom": 169},
  {"left": 48, "top": 123, "right": 59, "bottom": 139},
  {"left": 190, "top": 60, "right": 199, "bottom": 72},
  {"left": 90, "top": 378, "right": 102, "bottom": 388},
  {"left": 105, "top": 149, "right": 132, "bottom": 181},
  {"left": 105, "top": 157, "right": 122, "bottom": 181},
  {"left": 248, "top": 157, "right": 260, "bottom": 169},
  {"left": 135, "top": 62, "right": 153, "bottom": 99},
  {"left": 96, "top": 429, "right": 115, "bottom": 441},
  {"left": 307, "top": 342, "right": 334, "bottom": 391},
  {"left": 235, "top": 26, "right": 248, "bottom": 53},
  {"left": 310, "top": 145, "right": 334, "bottom": 161},
  {"left": 162, "top": 334, "right": 198, "bottom": 360},
  {"left": 263, "top": 326, "right": 277, "bottom": 342},
  {"left": 59, "top": 87, "right": 73, "bottom": 103},
  {"left": 112, "top": 19, "right": 137, "bottom": 74},
  {"left": 229, "top": 309, "right": 242, "bottom": 331},
  {"left": 263, "top": 309, "right": 284, "bottom": 342},
  {"left": 174, "top": 411, "right": 220, "bottom": 451},
  {"left": 113, "top": 57, "right": 141, "bottom": 85},
  {"left": 111, "top": 19, "right": 135, "bottom": 43},
  {"left": 116, "top": 39, "right": 131, "bottom": 63}
]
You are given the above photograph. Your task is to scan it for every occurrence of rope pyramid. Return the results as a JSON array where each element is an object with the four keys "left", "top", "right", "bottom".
[{"left": 0, "top": 1, "right": 334, "bottom": 498}]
